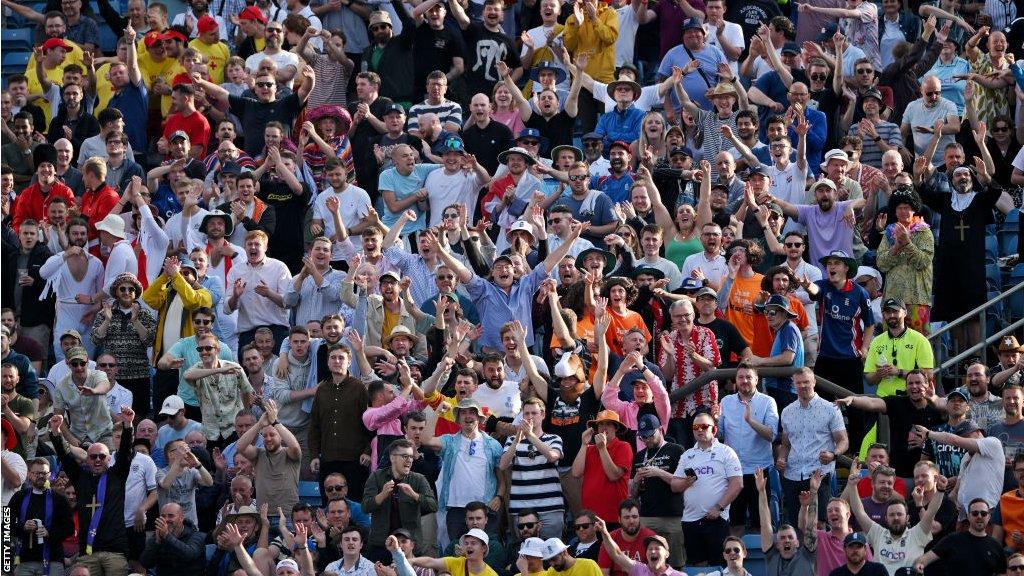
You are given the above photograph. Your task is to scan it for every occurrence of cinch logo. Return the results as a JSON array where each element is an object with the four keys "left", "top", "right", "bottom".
[
  {"left": 879, "top": 548, "right": 906, "bottom": 561},
  {"left": 693, "top": 465, "right": 715, "bottom": 475}
]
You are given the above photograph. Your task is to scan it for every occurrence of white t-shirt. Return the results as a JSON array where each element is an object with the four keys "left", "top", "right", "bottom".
[
  {"left": 957, "top": 436, "right": 1006, "bottom": 514},
  {"left": 244, "top": 50, "right": 301, "bottom": 88},
  {"left": 313, "top": 185, "right": 371, "bottom": 261},
  {"left": 167, "top": 208, "right": 209, "bottom": 257},
  {"left": 675, "top": 440, "right": 743, "bottom": 522},
  {"left": 447, "top": 434, "right": 489, "bottom": 507},
  {"left": 1, "top": 450, "right": 27, "bottom": 506},
  {"left": 114, "top": 451, "right": 158, "bottom": 527},
  {"left": 425, "top": 169, "right": 484, "bottom": 228},
  {"left": 767, "top": 161, "right": 809, "bottom": 234},
  {"left": 473, "top": 380, "right": 523, "bottom": 419},
  {"left": 866, "top": 521, "right": 931, "bottom": 574},
  {"left": 614, "top": 6, "right": 639, "bottom": 68},
  {"left": 681, "top": 252, "right": 728, "bottom": 290},
  {"left": 704, "top": 21, "right": 744, "bottom": 76},
  {"left": 1011, "top": 145, "right": 1024, "bottom": 172}
]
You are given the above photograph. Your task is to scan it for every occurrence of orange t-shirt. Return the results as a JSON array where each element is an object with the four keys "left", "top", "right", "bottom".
[
  {"left": 724, "top": 274, "right": 764, "bottom": 346},
  {"left": 750, "top": 294, "right": 809, "bottom": 357},
  {"left": 604, "top": 307, "right": 651, "bottom": 357},
  {"left": 1000, "top": 490, "right": 1024, "bottom": 548}
]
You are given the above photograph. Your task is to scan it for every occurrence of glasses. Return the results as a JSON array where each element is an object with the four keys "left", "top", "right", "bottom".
[
  {"left": 784, "top": 242, "right": 803, "bottom": 248},
  {"left": 369, "top": 24, "right": 388, "bottom": 31},
  {"left": 568, "top": 174, "right": 588, "bottom": 182},
  {"left": 809, "top": 74, "right": 827, "bottom": 81},
  {"left": 442, "top": 213, "right": 459, "bottom": 220},
  {"left": 970, "top": 509, "right": 990, "bottom": 517},
  {"left": 769, "top": 143, "right": 788, "bottom": 150},
  {"left": 255, "top": 81, "right": 275, "bottom": 88},
  {"left": 993, "top": 125, "right": 1011, "bottom": 133},
  {"left": 393, "top": 453, "right": 415, "bottom": 460},
  {"left": 196, "top": 345, "right": 215, "bottom": 352},
  {"left": 1008, "top": 565, "right": 1024, "bottom": 572},
  {"left": 97, "top": 362, "right": 117, "bottom": 368},
  {"left": 517, "top": 522, "right": 537, "bottom": 530},
  {"left": 69, "top": 360, "right": 87, "bottom": 367},
  {"left": 193, "top": 319, "right": 212, "bottom": 325},
  {"left": 692, "top": 423, "right": 713, "bottom": 431},
  {"left": 574, "top": 523, "right": 593, "bottom": 530},
  {"left": 325, "top": 484, "right": 347, "bottom": 492},
  {"left": 87, "top": 453, "right": 106, "bottom": 460},
  {"left": 855, "top": 68, "right": 874, "bottom": 75},
  {"left": 117, "top": 286, "right": 136, "bottom": 293},
  {"left": 724, "top": 547, "right": 742, "bottom": 554},
  {"left": 925, "top": 90, "right": 941, "bottom": 96}
]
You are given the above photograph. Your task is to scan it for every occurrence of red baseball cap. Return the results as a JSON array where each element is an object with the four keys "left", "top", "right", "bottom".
[
  {"left": 41, "top": 37, "right": 71, "bottom": 52},
  {"left": 143, "top": 30, "right": 163, "bottom": 48},
  {"left": 197, "top": 15, "right": 219, "bottom": 33},
  {"left": 238, "top": 6, "right": 268, "bottom": 23},
  {"left": 160, "top": 30, "right": 188, "bottom": 43}
]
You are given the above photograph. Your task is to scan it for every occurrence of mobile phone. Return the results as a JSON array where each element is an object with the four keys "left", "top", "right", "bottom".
[{"left": 684, "top": 468, "right": 697, "bottom": 477}]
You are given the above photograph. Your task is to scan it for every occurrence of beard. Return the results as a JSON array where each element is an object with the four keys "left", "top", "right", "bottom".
[
  {"left": 622, "top": 523, "right": 640, "bottom": 536},
  {"left": 953, "top": 180, "right": 972, "bottom": 194}
]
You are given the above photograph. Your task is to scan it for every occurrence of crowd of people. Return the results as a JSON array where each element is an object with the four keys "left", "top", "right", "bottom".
[{"left": 1, "top": 0, "right": 1024, "bottom": 574}]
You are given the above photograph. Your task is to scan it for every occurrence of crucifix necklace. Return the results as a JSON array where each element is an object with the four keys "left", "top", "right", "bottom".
[{"left": 954, "top": 216, "right": 969, "bottom": 242}]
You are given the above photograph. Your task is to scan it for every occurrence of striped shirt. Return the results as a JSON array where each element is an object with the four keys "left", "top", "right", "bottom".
[
  {"left": 282, "top": 267, "right": 346, "bottom": 326},
  {"left": 407, "top": 100, "right": 464, "bottom": 133},
  {"left": 504, "top": 433, "right": 565, "bottom": 512}
]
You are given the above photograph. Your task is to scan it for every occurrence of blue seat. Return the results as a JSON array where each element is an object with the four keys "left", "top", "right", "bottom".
[
  {"left": 742, "top": 534, "right": 764, "bottom": 559},
  {"left": 298, "top": 480, "right": 321, "bottom": 505},
  {"left": 206, "top": 543, "right": 216, "bottom": 562},
  {"left": 1007, "top": 264, "right": 1024, "bottom": 320},
  {"left": 743, "top": 555, "right": 768, "bottom": 576},
  {"left": 2, "top": 28, "right": 34, "bottom": 52},
  {"left": 999, "top": 209, "right": 1020, "bottom": 257},
  {"left": 1, "top": 51, "right": 31, "bottom": 77}
]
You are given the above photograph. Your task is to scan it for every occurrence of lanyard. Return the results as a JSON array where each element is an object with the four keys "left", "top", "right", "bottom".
[{"left": 15, "top": 490, "right": 54, "bottom": 574}]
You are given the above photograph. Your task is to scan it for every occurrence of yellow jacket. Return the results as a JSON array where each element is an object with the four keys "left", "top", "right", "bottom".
[
  {"left": 142, "top": 271, "right": 214, "bottom": 361},
  {"left": 563, "top": 5, "right": 619, "bottom": 83}
]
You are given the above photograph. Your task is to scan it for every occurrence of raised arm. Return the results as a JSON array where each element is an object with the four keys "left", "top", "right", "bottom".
[{"left": 843, "top": 459, "right": 876, "bottom": 530}]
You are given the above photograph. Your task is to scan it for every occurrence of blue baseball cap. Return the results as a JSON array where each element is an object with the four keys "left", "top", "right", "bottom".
[
  {"left": 517, "top": 128, "right": 543, "bottom": 141},
  {"left": 844, "top": 532, "right": 868, "bottom": 547},
  {"left": 781, "top": 42, "right": 801, "bottom": 55},
  {"left": 637, "top": 414, "right": 661, "bottom": 438}
]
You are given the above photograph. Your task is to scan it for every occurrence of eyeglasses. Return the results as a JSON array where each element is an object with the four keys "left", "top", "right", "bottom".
[
  {"left": 69, "top": 360, "right": 87, "bottom": 367},
  {"left": 724, "top": 547, "right": 742, "bottom": 554},
  {"left": 255, "top": 81, "right": 274, "bottom": 88},
  {"left": 574, "top": 523, "right": 593, "bottom": 530},
  {"left": 568, "top": 174, "right": 588, "bottom": 182},
  {"left": 1008, "top": 565, "right": 1024, "bottom": 572},
  {"left": 970, "top": 509, "right": 990, "bottom": 517},
  {"left": 325, "top": 484, "right": 347, "bottom": 492},
  {"left": 855, "top": 68, "right": 874, "bottom": 75},
  {"left": 769, "top": 143, "right": 788, "bottom": 150},
  {"left": 784, "top": 242, "right": 803, "bottom": 248},
  {"left": 692, "top": 423, "right": 713, "bottom": 431},
  {"left": 193, "top": 319, "right": 212, "bottom": 325},
  {"left": 117, "top": 286, "right": 136, "bottom": 293},
  {"left": 393, "top": 453, "right": 415, "bottom": 460},
  {"left": 517, "top": 522, "right": 537, "bottom": 530},
  {"left": 443, "top": 213, "right": 459, "bottom": 220},
  {"left": 196, "top": 345, "right": 215, "bottom": 352},
  {"left": 87, "top": 453, "right": 107, "bottom": 460},
  {"left": 993, "top": 125, "right": 1011, "bottom": 133},
  {"left": 97, "top": 362, "right": 117, "bottom": 368}
]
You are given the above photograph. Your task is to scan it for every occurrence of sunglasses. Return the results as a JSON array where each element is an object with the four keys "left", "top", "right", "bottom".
[
  {"left": 692, "top": 423, "right": 713, "bottom": 431},
  {"left": 1009, "top": 565, "right": 1024, "bottom": 572},
  {"left": 855, "top": 68, "right": 874, "bottom": 75},
  {"left": 970, "top": 509, "right": 990, "bottom": 517},
  {"left": 724, "top": 547, "right": 742, "bottom": 554},
  {"left": 784, "top": 242, "right": 803, "bottom": 248},
  {"left": 325, "top": 484, "right": 347, "bottom": 492},
  {"left": 87, "top": 453, "right": 107, "bottom": 460},
  {"left": 255, "top": 81, "right": 275, "bottom": 88},
  {"left": 442, "top": 213, "right": 459, "bottom": 219},
  {"left": 265, "top": 27, "right": 283, "bottom": 33},
  {"left": 993, "top": 126, "right": 1011, "bottom": 133},
  {"left": 517, "top": 522, "right": 537, "bottom": 530},
  {"left": 196, "top": 345, "right": 215, "bottom": 352},
  {"left": 193, "top": 319, "right": 212, "bottom": 325},
  {"left": 809, "top": 74, "right": 827, "bottom": 81},
  {"left": 568, "top": 175, "right": 588, "bottom": 182},
  {"left": 117, "top": 286, "right": 136, "bottom": 293},
  {"left": 69, "top": 360, "right": 87, "bottom": 367},
  {"left": 766, "top": 310, "right": 782, "bottom": 317},
  {"left": 574, "top": 522, "right": 593, "bottom": 530},
  {"left": 584, "top": 141, "right": 602, "bottom": 147}
]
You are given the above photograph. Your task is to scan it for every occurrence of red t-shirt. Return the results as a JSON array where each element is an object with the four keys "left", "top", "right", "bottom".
[
  {"left": 163, "top": 110, "right": 212, "bottom": 158},
  {"left": 581, "top": 438, "right": 632, "bottom": 523},
  {"left": 597, "top": 526, "right": 657, "bottom": 576},
  {"left": 856, "top": 475, "right": 907, "bottom": 499}
]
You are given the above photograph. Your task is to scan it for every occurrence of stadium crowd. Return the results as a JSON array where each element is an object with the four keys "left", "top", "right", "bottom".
[{"left": 1, "top": 0, "right": 1024, "bottom": 574}]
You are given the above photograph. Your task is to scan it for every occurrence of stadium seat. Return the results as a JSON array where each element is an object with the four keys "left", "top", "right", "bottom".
[
  {"left": 97, "top": 22, "right": 118, "bottom": 54},
  {"left": 2, "top": 28, "right": 34, "bottom": 52},
  {"left": 999, "top": 209, "right": 1020, "bottom": 257},
  {"left": 298, "top": 480, "right": 321, "bottom": 505},
  {"left": 1, "top": 51, "right": 31, "bottom": 77},
  {"left": 742, "top": 533, "right": 764, "bottom": 559},
  {"left": 1008, "top": 264, "right": 1024, "bottom": 320}
]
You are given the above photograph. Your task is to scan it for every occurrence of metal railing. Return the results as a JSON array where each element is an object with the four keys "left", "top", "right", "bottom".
[{"left": 927, "top": 281, "right": 1024, "bottom": 371}]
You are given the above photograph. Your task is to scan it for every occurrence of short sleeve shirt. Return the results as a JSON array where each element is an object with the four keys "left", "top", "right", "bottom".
[
  {"left": 865, "top": 521, "right": 931, "bottom": 574},
  {"left": 780, "top": 395, "right": 845, "bottom": 480},
  {"left": 676, "top": 440, "right": 743, "bottom": 522},
  {"left": 378, "top": 164, "right": 442, "bottom": 232},
  {"left": 188, "top": 359, "right": 253, "bottom": 440}
]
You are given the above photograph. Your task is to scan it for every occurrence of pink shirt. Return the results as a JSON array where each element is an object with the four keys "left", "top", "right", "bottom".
[
  {"left": 362, "top": 393, "right": 426, "bottom": 470},
  {"left": 601, "top": 375, "right": 671, "bottom": 452},
  {"left": 815, "top": 529, "right": 873, "bottom": 576}
]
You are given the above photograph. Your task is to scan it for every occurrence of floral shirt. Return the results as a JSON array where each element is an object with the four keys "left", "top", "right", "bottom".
[{"left": 661, "top": 325, "right": 721, "bottom": 418}]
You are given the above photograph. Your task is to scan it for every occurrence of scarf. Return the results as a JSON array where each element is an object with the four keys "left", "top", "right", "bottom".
[{"left": 883, "top": 216, "right": 929, "bottom": 244}]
